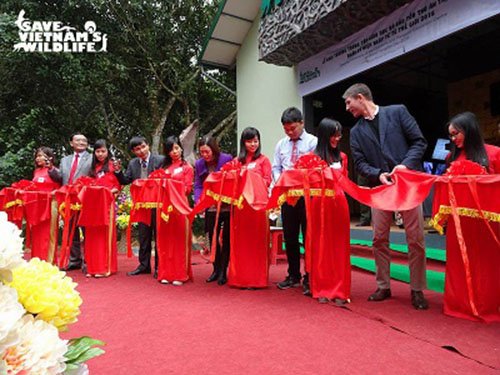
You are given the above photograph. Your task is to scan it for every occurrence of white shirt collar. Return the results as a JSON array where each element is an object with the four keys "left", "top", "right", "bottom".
[{"left": 364, "top": 105, "right": 379, "bottom": 120}]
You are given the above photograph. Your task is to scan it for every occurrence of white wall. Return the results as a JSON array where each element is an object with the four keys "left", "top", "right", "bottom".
[{"left": 236, "top": 15, "right": 301, "bottom": 160}]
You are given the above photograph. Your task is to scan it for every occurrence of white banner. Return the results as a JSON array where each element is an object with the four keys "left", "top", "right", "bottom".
[{"left": 297, "top": 0, "right": 500, "bottom": 96}]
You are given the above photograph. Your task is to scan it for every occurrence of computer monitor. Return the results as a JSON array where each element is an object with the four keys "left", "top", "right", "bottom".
[{"left": 431, "top": 138, "right": 450, "bottom": 161}]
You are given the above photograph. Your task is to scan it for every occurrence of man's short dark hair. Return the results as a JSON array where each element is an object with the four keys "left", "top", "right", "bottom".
[
  {"left": 281, "top": 107, "right": 303, "bottom": 124},
  {"left": 69, "top": 132, "right": 86, "bottom": 142},
  {"left": 342, "top": 83, "right": 373, "bottom": 101},
  {"left": 129, "top": 136, "right": 148, "bottom": 150}
]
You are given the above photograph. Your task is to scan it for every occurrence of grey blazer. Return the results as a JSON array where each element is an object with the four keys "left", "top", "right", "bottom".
[{"left": 49, "top": 151, "right": 92, "bottom": 185}]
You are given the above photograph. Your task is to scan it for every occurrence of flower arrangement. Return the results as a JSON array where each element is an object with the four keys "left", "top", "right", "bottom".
[
  {"left": 116, "top": 185, "right": 133, "bottom": 230},
  {"left": 0, "top": 212, "right": 105, "bottom": 374}
]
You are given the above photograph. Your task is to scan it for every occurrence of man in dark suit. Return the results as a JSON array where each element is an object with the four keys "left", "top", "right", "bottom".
[
  {"left": 50, "top": 132, "right": 92, "bottom": 271},
  {"left": 343, "top": 83, "right": 429, "bottom": 310},
  {"left": 114, "top": 136, "right": 165, "bottom": 277}
]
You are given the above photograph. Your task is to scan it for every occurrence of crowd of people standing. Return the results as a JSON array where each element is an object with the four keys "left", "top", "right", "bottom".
[{"left": 6, "top": 83, "right": 500, "bottom": 322}]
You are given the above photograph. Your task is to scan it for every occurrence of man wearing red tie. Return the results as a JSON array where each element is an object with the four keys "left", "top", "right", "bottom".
[
  {"left": 272, "top": 107, "right": 317, "bottom": 294},
  {"left": 50, "top": 133, "right": 92, "bottom": 271}
]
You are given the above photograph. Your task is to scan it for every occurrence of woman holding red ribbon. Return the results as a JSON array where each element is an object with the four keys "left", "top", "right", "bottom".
[
  {"left": 25, "top": 147, "right": 61, "bottom": 262},
  {"left": 80, "top": 140, "right": 120, "bottom": 277},
  {"left": 157, "top": 135, "right": 194, "bottom": 286},
  {"left": 228, "top": 127, "right": 272, "bottom": 289},
  {"left": 435, "top": 112, "right": 500, "bottom": 322},
  {"left": 307, "top": 118, "right": 351, "bottom": 304},
  {"left": 32, "top": 147, "right": 61, "bottom": 191},
  {"left": 194, "top": 136, "right": 232, "bottom": 285},
  {"left": 89, "top": 139, "right": 121, "bottom": 192}
]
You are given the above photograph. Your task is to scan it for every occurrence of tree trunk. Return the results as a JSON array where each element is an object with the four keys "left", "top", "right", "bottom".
[{"left": 151, "top": 96, "right": 176, "bottom": 154}]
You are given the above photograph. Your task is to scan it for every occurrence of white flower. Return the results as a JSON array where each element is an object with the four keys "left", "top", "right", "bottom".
[
  {"left": 0, "top": 284, "right": 25, "bottom": 352},
  {"left": 1, "top": 315, "right": 68, "bottom": 375},
  {"left": 0, "top": 212, "right": 26, "bottom": 282}
]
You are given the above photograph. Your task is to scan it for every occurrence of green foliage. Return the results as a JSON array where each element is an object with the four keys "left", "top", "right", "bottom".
[
  {"left": 64, "top": 336, "right": 106, "bottom": 371},
  {"left": 0, "top": 0, "right": 236, "bottom": 187}
]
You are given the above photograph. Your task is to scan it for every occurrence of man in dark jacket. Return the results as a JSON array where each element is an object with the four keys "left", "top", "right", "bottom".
[
  {"left": 344, "top": 83, "right": 429, "bottom": 310},
  {"left": 114, "top": 136, "right": 164, "bottom": 277}
]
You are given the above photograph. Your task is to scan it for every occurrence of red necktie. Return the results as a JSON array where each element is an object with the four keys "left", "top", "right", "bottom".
[
  {"left": 291, "top": 140, "right": 298, "bottom": 164},
  {"left": 68, "top": 153, "right": 79, "bottom": 184}
]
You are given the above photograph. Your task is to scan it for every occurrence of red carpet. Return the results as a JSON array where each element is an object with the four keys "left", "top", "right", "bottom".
[{"left": 61, "top": 253, "right": 499, "bottom": 374}]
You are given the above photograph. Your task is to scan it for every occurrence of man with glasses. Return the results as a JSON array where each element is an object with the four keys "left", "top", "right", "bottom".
[{"left": 343, "top": 83, "right": 429, "bottom": 310}]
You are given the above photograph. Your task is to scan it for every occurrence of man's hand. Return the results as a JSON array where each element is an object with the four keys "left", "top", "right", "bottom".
[
  {"left": 391, "top": 164, "right": 407, "bottom": 173},
  {"left": 112, "top": 159, "right": 122, "bottom": 171},
  {"left": 379, "top": 172, "right": 393, "bottom": 185}
]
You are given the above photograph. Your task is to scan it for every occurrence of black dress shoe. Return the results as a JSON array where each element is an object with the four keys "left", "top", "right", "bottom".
[
  {"left": 411, "top": 290, "right": 429, "bottom": 310},
  {"left": 302, "top": 282, "right": 311, "bottom": 296},
  {"left": 127, "top": 267, "right": 151, "bottom": 276},
  {"left": 368, "top": 288, "right": 392, "bottom": 301},
  {"left": 277, "top": 276, "right": 301, "bottom": 290},
  {"left": 318, "top": 297, "right": 329, "bottom": 304},
  {"left": 206, "top": 271, "right": 219, "bottom": 283},
  {"left": 62, "top": 263, "right": 81, "bottom": 271},
  {"left": 153, "top": 269, "right": 158, "bottom": 279},
  {"left": 333, "top": 298, "right": 348, "bottom": 306},
  {"left": 355, "top": 221, "right": 371, "bottom": 227},
  {"left": 217, "top": 274, "right": 227, "bottom": 286}
]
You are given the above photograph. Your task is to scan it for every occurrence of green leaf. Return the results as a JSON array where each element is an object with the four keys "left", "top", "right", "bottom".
[
  {"left": 70, "top": 347, "right": 105, "bottom": 365},
  {"left": 65, "top": 336, "right": 106, "bottom": 362}
]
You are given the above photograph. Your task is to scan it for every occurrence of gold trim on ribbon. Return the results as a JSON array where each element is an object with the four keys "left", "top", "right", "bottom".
[
  {"left": 160, "top": 205, "right": 174, "bottom": 223},
  {"left": 133, "top": 202, "right": 163, "bottom": 210},
  {"left": 206, "top": 190, "right": 244, "bottom": 209},
  {"left": 5, "top": 199, "right": 23, "bottom": 209},
  {"left": 276, "top": 188, "right": 336, "bottom": 207},
  {"left": 58, "top": 202, "right": 82, "bottom": 217},
  {"left": 431, "top": 205, "right": 500, "bottom": 234}
]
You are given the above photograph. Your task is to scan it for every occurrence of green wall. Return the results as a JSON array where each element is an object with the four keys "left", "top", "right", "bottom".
[{"left": 236, "top": 14, "right": 301, "bottom": 162}]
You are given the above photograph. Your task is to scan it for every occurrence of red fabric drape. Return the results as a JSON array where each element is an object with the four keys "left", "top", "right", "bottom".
[
  {"left": 78, "top": 185, "right": 117, "bottom": 276},
  {"left": 193, "top": 161, "right": 270, "bottom": 288},
  {"left": 268, "top": 154, "right": 351, "bottom": 299},
  {"left": 130, "top": 177, "right": 193, "bottom": 282},
  {"left": 431, "top": 162, "right": 500, "bottom": 323}
]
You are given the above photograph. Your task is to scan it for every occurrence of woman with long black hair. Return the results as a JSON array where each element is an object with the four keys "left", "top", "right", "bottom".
[
  {"left": 156, "top": 135, "right": 194, "bottom": 286},
  {"left": 228, "top": 127, "right": 272, "bottom": 288},
  {"left": 308, "top": 118, "right": 351, "bottom": 304},
  {"left": 447, "top": 111, "right": 500, "bottom": 173},
  {"left": 438, "top": 112, "right": 500, "bottom": 321}
]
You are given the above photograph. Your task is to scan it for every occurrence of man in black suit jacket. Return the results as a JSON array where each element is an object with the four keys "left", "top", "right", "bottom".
[
  {"left": 344, "top": 83, "right": 429, "bottom": 310},
  {"left": 114, "top": 136, "right": 165, "bottom": 277}
]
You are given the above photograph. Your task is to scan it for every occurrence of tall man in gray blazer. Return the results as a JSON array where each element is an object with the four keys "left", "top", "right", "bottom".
[
  {"left": 114, "top": 136, "right": 165, "bottom": 277},
  {"left": 49, "top": 132, "right": 92, "bottom": 271},
  {"left": 344, "top": 83, "right": 429, "bottom": 310}
]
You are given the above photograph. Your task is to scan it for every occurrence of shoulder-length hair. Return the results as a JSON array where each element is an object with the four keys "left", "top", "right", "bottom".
[
  {"left": 238, "top": 127, "right": 261, "bottom": 164},
  {"left": 34, "top": 146, "right": 57, "bottom": 167},
  {"left": 90, "top": 139, "right": 110, "bottom": 177},
  {"left": 447, "top": 112, "right": 489, "bottom": 169},
  {"left": 198, "top": 135, "right": 221, "bottom": 163},
  {"left": 314, "top": 118, "right": 343, "bottom": 164},
  {"left": 163, "top": 135, "right": 185, "bottom": 168}
]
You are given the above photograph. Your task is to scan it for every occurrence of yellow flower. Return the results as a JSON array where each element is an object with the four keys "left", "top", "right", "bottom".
[{"left": 8, "top": 258, "right": 82, "bottom": 331}]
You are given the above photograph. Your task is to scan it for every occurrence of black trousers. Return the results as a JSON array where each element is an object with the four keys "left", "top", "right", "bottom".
[
  {"left": 69, "top": 215, "right": 84, "bottom": 267},
  {"left": 281, "top": 197, "right": 307, "bottom": 281},
  {"left": 137, "top": 210, "right": 158, "bottom": 271},
  {"left": 205, "top": 210, "right": 230, "bottom": 275}
]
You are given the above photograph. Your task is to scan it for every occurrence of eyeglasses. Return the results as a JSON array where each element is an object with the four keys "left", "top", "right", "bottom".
[{"left": 448, "top": 131, "right": 462, "bottom": 140}]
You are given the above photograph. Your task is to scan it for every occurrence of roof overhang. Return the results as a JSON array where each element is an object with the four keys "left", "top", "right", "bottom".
[{"left": 199, "top": 0, "right": 261, "bottom": 70}]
